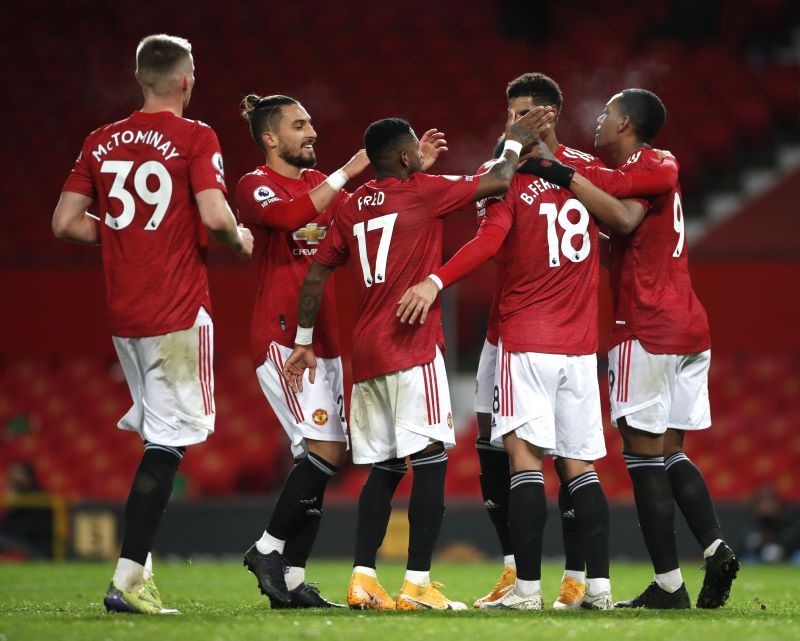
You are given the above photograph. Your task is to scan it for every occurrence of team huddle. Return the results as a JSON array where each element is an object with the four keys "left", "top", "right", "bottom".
[{"left": 53, "top": 33, "right": 739, "bottom": 614}]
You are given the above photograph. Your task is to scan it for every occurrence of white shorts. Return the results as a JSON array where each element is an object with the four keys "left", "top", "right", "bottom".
[
  {"left": 474, "top": 338, "right": 497, "bottom": 414},
  {"left": 608, "top": 339, "right": 711, "bottom": 434},
  {"left": 491, "top": 339, "right": 605, "bottom": 461},
  {"left": 256, "top": 341, "right": 348, "bottom": 459},
  {"left": 113, "top": 307, "right": 215, "bottom": 447},
  {"left": 349, "top": 346, "right": 455, "bottom": 465}
]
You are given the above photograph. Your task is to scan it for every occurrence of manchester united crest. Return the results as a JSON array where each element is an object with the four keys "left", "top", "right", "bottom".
[
  {"left": 312, "top": 409, "right": 329, "bottom": 426},
  {"left": 447, "top": 412, "right": 453, "bottom": 429}
]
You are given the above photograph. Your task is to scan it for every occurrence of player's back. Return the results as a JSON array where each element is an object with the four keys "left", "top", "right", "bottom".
[
  {"left": 317, "top": 172, "right": 477, "bottom": 382},
  {"left": 490, "top": 146, "right": 603, "bottom": 355},
  {"left": 64, "top": 111, "right": 226, "bottom": 338},
  {"left": 608, "top": 149, "right": 710, "bottom": 354}
]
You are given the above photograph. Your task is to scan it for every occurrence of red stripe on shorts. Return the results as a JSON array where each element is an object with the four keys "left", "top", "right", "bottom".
[
  {"left": 623, "top": 340, "right": 632, "bottom": 403},
  {"left": 198, "top": 326, "right": 209, "bottom": 415},
  {"left": 271, "top": 344, "right": 304, "bottom": 423},
  {"left": 422, "top": 362, "right": 433, "bottom": 425},
  {"left": 430, "top": 362, "right": 440, "bottom": 424}
]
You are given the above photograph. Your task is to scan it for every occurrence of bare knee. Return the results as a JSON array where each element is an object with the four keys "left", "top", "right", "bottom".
[
  {"left": 561, "top": 457, "right": 595, "bottom": 481},
  {"left": 503, "top": 432, "right": 544, "bottom": 473},
  {"left": 306, "top": 439, "right": 347, "bottom": 468},
  {"left": 663, "top": 428, "right": 685, "bottom": 458},
  {"left": 618, "top": 418, "right": 664, "bottom": 456}
]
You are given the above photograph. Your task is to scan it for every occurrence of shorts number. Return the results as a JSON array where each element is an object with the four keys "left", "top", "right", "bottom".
[
  {"left": 538, "top": 198, "right": 591, "bottom": 267},
  {"left": 672, "top": 192, "right": 685, "bottom": 258},
  {"left": 492, "top": 385, "right": 500, "bottom": 414},
  {"left": 608, "top": 369, "right": 615, "bottom": 396},
  {"left": 101, "top": 160, "right": 173, "bottom": 231},
  {"left": 353, "top": 213, "right": 398, "bottom": 287},
  {"left": 336, "top": 394, "right": 345, "bottom": 423}
]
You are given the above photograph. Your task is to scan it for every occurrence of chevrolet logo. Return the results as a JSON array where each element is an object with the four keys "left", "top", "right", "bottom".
[{"left": 292, "top": 223, "right": 327, "bottom": 245}]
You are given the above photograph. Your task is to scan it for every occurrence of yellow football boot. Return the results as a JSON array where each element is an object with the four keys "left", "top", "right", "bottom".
[
  {"left": 347, "top": 572, "right": 396, "bottom": 610},
  {"left": 396, "top": 580, "right": 467, "bottom": 611},
  {"left": 474, "top": 566, "right": 517, "bottom": 608},
  {"left": 552, "top": 575, "right": 586, "bottom": 609}
]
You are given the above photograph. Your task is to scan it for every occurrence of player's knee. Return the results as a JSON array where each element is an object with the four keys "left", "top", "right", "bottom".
[
  {"left": 561, "top": 457, "right": 595, "bottom": 481},
  {"left": 618, "top": 419, "right": 663, "bottom": 456},
  {"left": 307, "top": 439, "right": 346, "bottom": 469},
  {"left": 663, "top": 428, "right": 685, "bottom": 458}
]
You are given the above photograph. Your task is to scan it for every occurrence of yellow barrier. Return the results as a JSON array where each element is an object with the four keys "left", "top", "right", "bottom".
[{"left": 0, "top": 493, "right": 69, "bottom": 561}]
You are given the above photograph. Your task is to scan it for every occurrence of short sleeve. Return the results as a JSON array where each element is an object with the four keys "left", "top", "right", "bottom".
[
  {"left": 188, "top": 125, "right": 227, "bottom": 194},
  {"left": 414, "top": 173, "right": 479, "bottom": 218},
  {"left": 314, "top": 211, "right": 349, "bottom": 268},
  {"left": 62, "top": 138, "right": 96, "bottom": 199}
]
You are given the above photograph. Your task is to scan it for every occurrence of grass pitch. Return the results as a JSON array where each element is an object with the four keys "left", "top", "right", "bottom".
[{"left": 0, "top": 560, "right": 797, "bottom": 641}]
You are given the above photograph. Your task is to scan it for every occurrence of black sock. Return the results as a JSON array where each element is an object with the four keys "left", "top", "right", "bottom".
[
  {"left": 407, "top": 447, "right": 448, "bottom": 571},
  {"left": 353, "top": 459, "right": 406, "bottom": 568},
  {"left": 558, "top": 482, "right": 584, "bottom": 572},
  {"left": 508, "top": 470, "right": 547, "bottom": 581},
  {"left": 568, "top": 471, "right": 609, "bottom": 580},
  {"left": 266, "top": 452, "right": 336, "bottom": 543},
  {"left": 665, "top": 452, "right": 723, "bottom": 550},
  {"left": 283, "top": 492, "right": 324, "bottom": 569},
  {"left": 119, "top": 443, "right": 184, "bottom": 565},
  {"left": 476, "top": 438, "right": 513, "bottom": 557},
  {"left": 624, "top": 452, "right": 679, "bottom": 574}
]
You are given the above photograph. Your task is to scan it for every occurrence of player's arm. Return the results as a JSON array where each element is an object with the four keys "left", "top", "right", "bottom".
[
  {"left": 523, "top": 147, "right": 678, "bottom": 199},
  {"left": 196, "top": 189, "right": 253, "bottom": 258},
  {"left": 567, "top": 175, "right": 647, "bottom": 234},
  {"left": 282, "top": 260, "right": 335, "bottom": 393},
  {"left": 397, "top": 219, "right": 509, "bottom": 325},
  {"left": 52, "top": 191, "right": 101, "bottom": 244},
  {"left": 260, "top": 151, "right": 370, "bottom": 233},
  {"left": 474, "top": 107, "right": 555, "bottom": 200}
]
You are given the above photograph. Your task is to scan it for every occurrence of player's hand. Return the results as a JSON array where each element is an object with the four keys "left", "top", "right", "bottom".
[
  {"left": 420, "top": 129, "right": 448, "bottom": 171},
  {"left": 505, "top": 106, "right": 555, "bottom": 150},
  {"left": 653, "top": 148, "right": 675, "bottom": 162},
  {"left": 283, "top": 346, "right": 317, "bottom": 394},
  {"left": 236, "top": 224, "right": 254, "bottom": 259},
  {"left": 396, "top": 277, "right": 440, "bottom": 325},
  {"left": 343, "top": 149, "right": 370, "bottom": 179}
]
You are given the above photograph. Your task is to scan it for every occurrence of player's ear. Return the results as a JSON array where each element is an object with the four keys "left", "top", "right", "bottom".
[
  {"left": 262, "top": 131, "right": 278, "bottom": 151},
  {"left": 618, "top": 114, "right": 631, "bottom": 134},
  {"left": 400, "top": 149, "right": 410, "bottom": 169}
]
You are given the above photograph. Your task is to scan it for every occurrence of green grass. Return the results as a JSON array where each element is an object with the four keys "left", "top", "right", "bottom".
[{"left": 0, "top": 560, "right": 797, "bottom": 641}]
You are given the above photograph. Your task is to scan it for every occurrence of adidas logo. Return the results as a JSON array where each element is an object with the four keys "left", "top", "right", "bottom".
[
  {"left": 300, "top": 496, "right": 319, "bottom": 505},
  {"left": 562, "top": 509, "right": 576, "bottom": 519},
  {"left": 484, "top": 500, "right": 499, "bottom": 509}
]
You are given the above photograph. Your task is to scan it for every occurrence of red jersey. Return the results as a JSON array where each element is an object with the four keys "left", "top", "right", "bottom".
[
  {"left": 315, "top": 173, "right": 478, "bottom": 383},
  {"left": 236, "top": 166, "right": 344, "bottom": 366},
  {"left": 63, "top": 111, "right": 226, "bottom": 337},
  {"left": 483, "top": 146, "right": 604, "bottom": 354},
  {"left": 579, "top": 149, "right": 710, "bottom": 353}
]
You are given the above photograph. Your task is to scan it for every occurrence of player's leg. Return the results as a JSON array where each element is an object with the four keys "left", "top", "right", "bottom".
[
  {"left": 609, "top": 340, "right": 689, "bottom": 609},
  {"left": 394, "top": 350, "right": 464, "bottom": 611},
  {"left": 246, "top": 346, "right": 347, "bottom": 608},
  {"left": 473, "top": 339, "right": 515, "bottom": 607},
  {"left": 349, "top": 457, "right": 406, "bottom": 609},
  {"left": 560, "top": 458, "right": 611, "bottom": 610},
  {"left": 493, "top": 432, "right": 547, "bottom": 610},
  {"left": 615, "top": 421, "right": 690, "bottom": 608},
  {"left": 552, "top": 457, "right": 586, "bottom": 608},
  {"left": 665, "top": 349, "right": 738, "bottom": 608},
  {"left": 347, "top": 375, "right": 400, "bottom": 610},
  {"left": 550, "top": 354, "right": 611, "bottom": 609},
  {"left": 106, "top": 316, "right": 214, "bottom": 615}
]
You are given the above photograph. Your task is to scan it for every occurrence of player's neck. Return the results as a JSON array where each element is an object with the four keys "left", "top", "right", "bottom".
[
  {"left": 543, "top": 132, "right": 560, "bottom": 154},
  {"left": 266, "top": 157, "right": 303, "bottom": 180},
  {"left": 140, "top": 95, "right": 184, "bottom": 117},
  {"left": 611, "top": 139, "right": 650, "bottom": 167},
  {"left": 375, "top": 169, "right": 409, "bottom": 182}
]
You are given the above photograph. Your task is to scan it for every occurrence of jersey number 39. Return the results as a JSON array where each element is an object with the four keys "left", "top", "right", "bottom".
[{"left": 101, "top": 160, "right": 173, "bottom": 231}]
